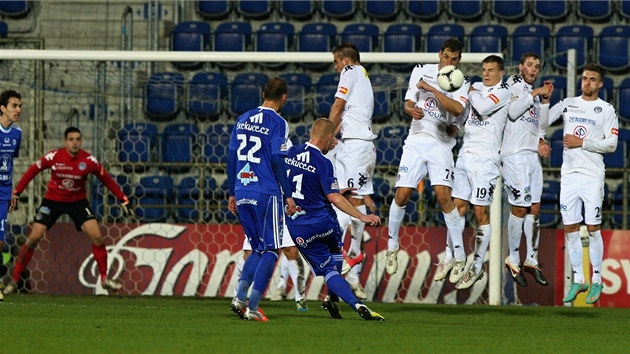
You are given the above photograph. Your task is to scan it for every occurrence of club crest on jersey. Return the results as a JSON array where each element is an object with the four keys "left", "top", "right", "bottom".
[
  {"left": 594, "top": 106, "right": 602, "bottom": 114},
  {"left": 331, "top": 180, "right": 339, "bottom": 190},
  {"left": 338, "top": 86, "right": 348, "bottom": 95},
  {"left": 3, "top": 138, "right": 8, "bottom": 144},
  {"left": 289, "top": 205, "right": 306, "bottom": 220},
  {"left": 78, "top": 162, "right": 87, "bottom": 171},
  {"left": 238, "top": 163, "right": 258, "bottom": 186}
]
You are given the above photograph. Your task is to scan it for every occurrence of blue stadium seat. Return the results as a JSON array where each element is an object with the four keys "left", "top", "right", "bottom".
[
  {"left": 603, "top": 141, "right": 627, "bottom": 170},
  {"left": 340, "top": 23, "right": 380, "bottom": 53},
  {"left": 135, "top": 176, "right": 173, "bottom": 222},
  {"left": 511, "top": 24, "right": 550, "bottom": 61},
  {"left": 255, "top": 22, "right": 295, "bottom": 69},
  {"left": 597, "top": 25, "right": 630, "bottom": 73},
  {"left": 405, "top": 0, "right": 440, "bottom": 21},
  {"left": 0, "top": 1, "right": 29, "bottom": 18},
  {"left": 176, "top": 176, "right": 216, "bottom": 223},
  {"left": 618, "top": 78, "right": 630, "bottom": 123},
  {"left": 426, "top": 24, "right": 465, "bottom": 53},
  {"left": 371, "top": 74, "right": 397, "bottom": 123},
  {"left": 229, "top": 72, "right": 268, "bottom": 118},
  {"left": 532, "top": 0, "right": 568, "bottom": 22},
  {"left": 314, "top": 73, "right": 340, "bottom": 118},
  {"left": 376, "top": 125, "right": 406, "bottom": 167},
  {"left": 92, "top": 175, "right": 132, "bottom": 221},
  {"left": 364, "top": 0, "right": 398, "bottom": 21},
  {"left": 612, "top": 184, "right": 630, "bottom": 227},
  {"left": 577, "top": 0, "right": 612, "bottom": 22},
  {"left": 289, "top": 124, "right": 310, "bottom": 146},
  {"left": 553, "top": 25, "right": 593, "bottom": 70},
  {"left": 118, "top": 123, "right": 158, "bottom": 163},
  {"left": 540, "top": 180, "right": 560, "bottom": 227},
  {"left": 279, "top": 73, "right": 312, "bottom": 122},
  {"left": 622, "top": 1, "right": 630, "bottom": 21},
  {"left": 576, "top": 76, "right": 614, "bottom": 102},
  {"left": 213, "top": 22, "right": 251, "bottom": 69},
  {"left": 196, "top": 1, "right": 231, "bottom": 20},
  {"left": 549, "top": 139, "right": 563, "bottom": 168},
  {"left": 143, "top": 72, "right": 184, "bottom": 121},
  {"left": 297, "top": 23, "right": 336, "bottom": 72},
  {"left": 469, "top": 24, "right": 508, "bottom": 53},
  {"left": 161, "top": 123, "right": 200, "bottom": 172},
  {"left": 236, "top": 0, "right": 271, "bottom": 20},
  {"left": 204, "top": 124, "right": 233, "bottom": 164},
  {"left": 279, "top": 0, "right": 315, "bottom": 20},
  {"left": 448, "top": 0, "right": 483, "bottom": 21},
  {"left": 186, "top": 72, "right": 227, "bottom": 121},
  {"left": 383, "top": 24, "right": 421, "bottom": 72},
  {"left": 321, "top": 0, "right": 356, "bottom": 20},
  {"left": 0, "top": 21, "right": 7, "bottom": 38},
  {"left": 170, "top": 21, "right": 210, "bottom": 70},
  {"left": 540, "top": 75, "right": 566, "bottom": 108},
  {"left": 491, "top": 0, "right": 528, "bottom": 22}
]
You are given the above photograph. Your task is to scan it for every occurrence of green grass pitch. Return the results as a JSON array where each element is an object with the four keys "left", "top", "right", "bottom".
[{"left": 2, "top": 294, "right": 629, "bottom": 353}]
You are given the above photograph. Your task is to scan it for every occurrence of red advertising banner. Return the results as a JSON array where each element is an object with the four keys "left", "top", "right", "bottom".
[{"left": 20, "top": 223, "right": 629, "bottom": 307}]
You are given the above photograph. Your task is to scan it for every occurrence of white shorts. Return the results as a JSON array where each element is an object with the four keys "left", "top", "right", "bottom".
[
  {"left": 501, "top": 152, "right": 543, "bottom": 207},
  {"left": 395, "top": 136, "right": 454, "bottom": 189},
  {"left": 560, "top": 173, "right": 604, "bottom": 226},
  {"left": 243, "top": 223, "right": 296, "bottom": 249},
  {"left": 452, "top": 153, "right": 500, "bottom": 206},
  {"left": 335, "top": 139, "right": 375, "bottom": 196},
  {"left": 242, "top": 235, "right": 251, "bottom": 251}
]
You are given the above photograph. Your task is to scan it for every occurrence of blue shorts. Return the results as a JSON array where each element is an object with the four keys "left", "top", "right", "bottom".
[
  {"left": 235, "top": 191, "right": 283, "bottom": 252},
  {"left": 287, "top": 218, "right": 344, "bottom": 277},
  {"left": 0, "top": 200, "right": 8, "bottom": 242}
]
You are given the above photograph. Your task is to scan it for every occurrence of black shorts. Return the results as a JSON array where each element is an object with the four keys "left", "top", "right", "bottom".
[{"left": 34, "top": 198, "right": 97, "bottom": 231}]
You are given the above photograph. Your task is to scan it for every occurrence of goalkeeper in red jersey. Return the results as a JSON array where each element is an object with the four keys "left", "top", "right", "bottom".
[{"left": 3, "top": 127, "right": 132, "bottom": 295}]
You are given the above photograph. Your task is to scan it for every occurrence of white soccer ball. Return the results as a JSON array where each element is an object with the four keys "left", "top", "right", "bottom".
[{"left": 437, "top": 65, "right": 465, "bottom": 92}]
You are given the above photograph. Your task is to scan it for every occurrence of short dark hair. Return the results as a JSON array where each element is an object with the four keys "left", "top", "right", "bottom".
[
  {"left": 333, "top": 42, "right": 361, "bottom": 63},
  {"left": 0, "top": 90, "right": 21, "bottom": 109},
  {"left": 440, "top": 37, "right": 463, "bottom": 57},
  {"left": 519, "top": 52, "right": 541, "bottom": 65},
  {"left": 583, "top": 63, "right": 605, "bottom": 81},
  {"left": 64, "top": 126, "right": 81, "bottom": 139},
  {"left": 263, "top": 77, "right": 287, "bottom": 102},
  {"left": 483, "top": 54, "right": 505, "bottom": 71}
]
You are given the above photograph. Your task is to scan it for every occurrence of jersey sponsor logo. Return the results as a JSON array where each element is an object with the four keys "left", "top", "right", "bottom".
[
  {"left": 612, "top": 127, "right": 619, "bottom": 136},
  {"left": 249, "top": 112, "right": 263, "bottom": 124},
  {"left": 488, "top": 94, "right": 499, "bottom": 104},
  {"left": 236, "top": 121, "right": 269, "bottom": 135},
  {"left": 296, "top": 151, "right": 310, "bottom": 163},
  {"left": 238, "top": 163, "right": 258, "bottom": 186},
  {"left": 567, "top": 105, "right": 586, "bottom": 114},
  {"left": 424, "top": 97, "right": 438, "bottom": 111},
  {"left": 289, "top": 205, "right": 306, "bottom": 220},
  {"left": 573, "top": 125, "right": 587, "bottom": 138},
  {"left": 331, "top": 179, "right": 339, "bottom": 190},
  {"left": 338, "top": 86, "right": 348, "bottom": 95},
  {"left": 0, "top": 154, "right": 10, "bottom": 172},
  {"left": 295, "top": 236, "right": 307, "bottom": 248},
  {"left": 78, "top": 162, "right": 87, "bottom": 171},
  {"left": 398, "top": 166, "right": 409, "bottom": 173},
  {"left": 62, "top": 179, "right": 76, "bottom": 189},
  {"left": 285, "top": 156, "right": 316, "bottom": 173},
  {"left": 236, "top": 198, "right": 258, "bottom": 206},
  {"left": 568, "top": 116, "right": 596, "bottom": 126}
]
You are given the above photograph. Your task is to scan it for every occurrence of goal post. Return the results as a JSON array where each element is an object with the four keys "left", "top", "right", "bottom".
[{"left": 0, "top": 49, "right": 512, "bottom": 304}]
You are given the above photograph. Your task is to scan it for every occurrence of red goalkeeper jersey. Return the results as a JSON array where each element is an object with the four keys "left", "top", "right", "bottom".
[{"left": 14, "top": 148, "right": 126, "bottom": 203}]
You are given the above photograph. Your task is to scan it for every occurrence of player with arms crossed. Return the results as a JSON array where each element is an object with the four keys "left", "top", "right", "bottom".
[
  {"left": 502, "top": 52, "right": 554, "bottom": 287},
  {"left": 387, "top": 37, "right": 469, "bottom": 283},
  {"left": 544, "top": 63, "right": 618, "bottom": 304},
  {"left": 0, "top": 90, "right": 22, "bottom": 300},
  {"left": 451, "top": 55, "right": 511, "bottom": 290},
  {"left": 328, "top": 43, "right": 377, "bottom": 298},
  {"left": 4, "top": 127, "right": 132, "bottom": 295},
  {"left": 228, "top": 77, "right": 296, "bottom": 322},
  {"left": 285, "top": 118, "right": 384, "bottom": 321}
]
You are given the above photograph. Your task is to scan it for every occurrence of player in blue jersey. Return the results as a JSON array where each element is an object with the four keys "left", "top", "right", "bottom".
[
  {"left": 285, "top": 118, "right": 384, "bottom": 321},
  {"left": 227, "top": 77, "right": 297, "bottom": 322},
  {"left": 0, "top": 90, "right": 22, "bottom": 300}
]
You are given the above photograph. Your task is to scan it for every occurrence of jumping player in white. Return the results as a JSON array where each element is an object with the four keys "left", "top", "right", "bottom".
[
  {"left": 544, "top": 63, "right": 618, "bottom": 304},
  {"left": 387, "top": 38, "right": 470, "bottom": 284},
  {"left": 451, "top": 55, "right": 511, "bottom": 290},
  {"left": 502, "top": 52, "right": 554, "bottom": 287}
]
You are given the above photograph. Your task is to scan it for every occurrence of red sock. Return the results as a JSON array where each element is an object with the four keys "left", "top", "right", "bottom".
[
  {"left": 13, "top": 244, "right": 35, "bottom": 283},
  {"left": 92, "top": 244, "right": 108, "bottom": 283}
]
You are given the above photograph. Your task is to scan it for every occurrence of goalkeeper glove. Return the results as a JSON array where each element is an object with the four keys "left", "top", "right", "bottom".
[{"left": 121, "top": 197, "right": 134, "bottom": 218}]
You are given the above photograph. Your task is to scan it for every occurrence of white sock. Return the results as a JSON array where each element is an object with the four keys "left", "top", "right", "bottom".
[
  {"left": 234, "top": 256, "right": 245, "bottom": 297},
  {"left": 444, "top": 230, "right": 454, "bottom": 264},
  {"left": 287, "top": 259, "right": 302, "bottom": 300},
  {"left": 349, "top": 205, "right": 366, "bottom": 256},
  {"left": 566, "top": 231, "right": 584, "bottom": 283},
  {"left": 387, "top": 200, "right": 405, "bottom": 251},
  {"left": 444, "top": 208, "right": 465, "bottom": 261},
  {"left": 472, "top": 224, "right": 492, "bottom": 273},
  {"left": 279, "top": 254, "right": 290, "bottom": 288},
  {"left": 524, "top": 214, "right": 540, "bottom": 265},
  {"left": 334, "top": 204, "right": 352, "bottom": 239},
  {"left": 588, "top": 230, "right": 603, "bottom": 284},
  {"left": 507, "top": 213, "right": 525, "bottom": 265}
]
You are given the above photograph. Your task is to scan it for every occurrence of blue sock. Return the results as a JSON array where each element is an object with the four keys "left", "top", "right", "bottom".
[
  {"left": 237, "top": 252, "right": 261, "bottom": 301},
  {"left": 325, "top": 271, "right": 360, "bottom": 309},
  {"left": 248, "top": 251, "right": 278, "bottom": 310},
  {"left": 327, "top": 255, "right": 344, "bottom": 302}
]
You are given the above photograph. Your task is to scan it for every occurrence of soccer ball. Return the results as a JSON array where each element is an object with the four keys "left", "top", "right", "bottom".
[{"left": 437, "top": 65, "right": 465, "bottom": 92}]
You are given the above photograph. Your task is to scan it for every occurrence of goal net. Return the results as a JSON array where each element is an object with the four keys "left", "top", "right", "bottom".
[{"left": 0, "top": 47, "right": 545, "bottom": 305}]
